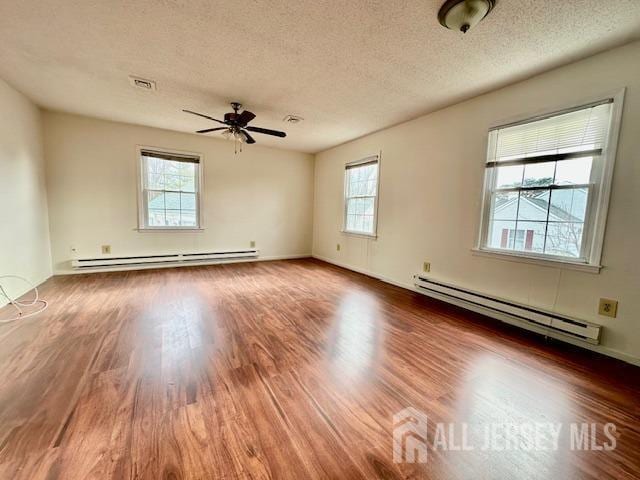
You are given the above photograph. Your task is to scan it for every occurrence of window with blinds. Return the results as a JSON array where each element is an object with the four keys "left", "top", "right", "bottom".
[
  {"left": 343, "top": 156, "right": 379, "bottom": 236},
  {"left": 139, "top": 149, "right": 201, "bottom": 229},
  {"left": 478, "top": 96, "right": 622, "bottom": 266}
]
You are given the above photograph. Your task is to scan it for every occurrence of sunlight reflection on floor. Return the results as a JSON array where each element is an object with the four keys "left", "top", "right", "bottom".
[{"left": 327, "top": 290, "right": 382, "bottom": 381}]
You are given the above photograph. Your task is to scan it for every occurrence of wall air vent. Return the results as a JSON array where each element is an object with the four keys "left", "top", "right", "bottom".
[{"left": 129, "top": 75, "right": 157, "bottom": 91}]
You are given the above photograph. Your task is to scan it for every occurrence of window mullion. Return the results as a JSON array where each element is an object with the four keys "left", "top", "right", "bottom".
[
  {"left": 513, "top": 193, "right": 522, "bottom": 250},
  {"left": 541, "top": 189, "right": 553, "bottom": 254},
  {"left": 485, "top": 148, "right": 602, "bottom": 168},
  {"left": 178, "top": 188, "right": 182, "bottom": 226},
  {"left": 495, "top": 183, "right": 591, "bottom": 194},
  {"left": 142, "top": 187, "right": 149, "bottom": 227},
  {"left": 348, "top": 194, "right": 376, "bottom": 200}
]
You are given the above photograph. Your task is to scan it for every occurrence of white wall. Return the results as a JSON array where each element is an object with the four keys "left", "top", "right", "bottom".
[
  {"left": 0, "top": 79, "right": 52, "bottom": 305},
  {"left": 313, "top": 41, "right": 640, "bottom": 364},
  {"left": 44, "top": 112, "right": 314, "bottom": 273}
]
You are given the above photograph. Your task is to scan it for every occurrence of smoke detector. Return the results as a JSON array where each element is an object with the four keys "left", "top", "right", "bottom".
[
  {"left": 129, "top": 75, "right": 157, "bottom": 91},
  {"left": 283, "top": 114, "right": 304, "bottom": 124}
]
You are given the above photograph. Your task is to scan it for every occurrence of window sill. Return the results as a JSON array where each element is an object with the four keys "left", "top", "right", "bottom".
[
  {"left": 471, "top": 248, "right": 601, "bottom": 273},
  {"left": 341, "top": 230, "right": 378, "bottom": 239},
  {"left": 136, "top": 227, "right": 204, "bottom": 232}
]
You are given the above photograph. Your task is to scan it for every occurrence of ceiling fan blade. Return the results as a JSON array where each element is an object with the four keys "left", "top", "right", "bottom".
[
  {"left": 196, "top": 127, "right": 227, "bottom": 134},
  {"left": 245, "top": 126, "right": 287, "bottom": 138},
  {"left": 236, "top": 110, "right": 256, "bottom": 126},
  {"left": 183, "top": 109, "right": 227, "bottom": 125},
  {"left": 241, "top": 130, "right": 256, "bottom": 144}
]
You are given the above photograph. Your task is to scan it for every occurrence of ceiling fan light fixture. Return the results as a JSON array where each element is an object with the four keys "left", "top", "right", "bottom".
[
  {"left": 183, "top": 103, "right": 287, "bottom": 154},
  {"left": 438, "top": 0, "right": 495, "bottom": 33}
]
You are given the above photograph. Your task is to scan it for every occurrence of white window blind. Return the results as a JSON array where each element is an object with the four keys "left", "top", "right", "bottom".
[
  {"left": 488, "top": 101, "right": 612, "bottom": 163},
  {"left": 344, "top": 156, "right": 379, "bottom": 236},
  {"left": 139, "top": 149, "right": 201, "bottom": 229},
  {"left": 479, "top": 97, "right": 621, "bottom": 266}
]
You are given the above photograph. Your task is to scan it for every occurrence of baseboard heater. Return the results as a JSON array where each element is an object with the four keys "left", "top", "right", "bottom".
[
  {"left": 413, "top": 275, "right": 601, "bottom": 344},
  {"left": 71, "top": 249, "right": 259, "bottom": 269}
]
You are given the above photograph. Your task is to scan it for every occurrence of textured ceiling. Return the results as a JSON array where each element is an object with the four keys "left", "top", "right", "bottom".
[{"left": 1, "top": 1, "right": 639, "bottom": 153}]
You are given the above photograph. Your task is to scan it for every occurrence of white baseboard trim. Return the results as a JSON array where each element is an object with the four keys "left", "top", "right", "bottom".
[
  {"left": 54, "top": 253, "right": 311, "bottom": 275},
  {"left": 311, "top": 254, "right": 416, "bottom": 291},
  {"left": 311, "top": 254, "right": 640, "bottom": 367}
]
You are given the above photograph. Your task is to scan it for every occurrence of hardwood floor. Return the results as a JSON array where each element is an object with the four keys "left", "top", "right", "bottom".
[{"left": 0, "top": 259, "right": 638, "bottom": 479}]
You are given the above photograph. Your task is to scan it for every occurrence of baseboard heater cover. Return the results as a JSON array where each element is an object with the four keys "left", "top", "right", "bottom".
[
  {"left": 413, "top": 275, "right": 601, "bottom": 344},
  {"left": 72, "top": 250, "right": 259, "bottom": 269}
]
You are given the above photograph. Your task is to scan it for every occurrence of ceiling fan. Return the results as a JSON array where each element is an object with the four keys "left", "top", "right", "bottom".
[{"left": 183, "top": 102, "right": 286, "bottom": 147}]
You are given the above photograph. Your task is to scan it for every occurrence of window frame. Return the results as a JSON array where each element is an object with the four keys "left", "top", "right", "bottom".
[
  {"left": 475, "top": 89, "right": 625, "bottom": 272},
  {"left": 342, "top": 154, "right": 381, "bottom": 238},
  {"left": 136, "top": 145, "right": 204, "bottom": 231}
]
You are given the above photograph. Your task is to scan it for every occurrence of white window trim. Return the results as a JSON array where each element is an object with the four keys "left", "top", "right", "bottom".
[
  {"left": 341, "top": 153, "right": 381, "bottom": 238},
  {"left": 136, "top": 145, "right": 205, "bottom": 231},
  {"left": 475, "top": 89, "right": 625, "bottom": 273}
]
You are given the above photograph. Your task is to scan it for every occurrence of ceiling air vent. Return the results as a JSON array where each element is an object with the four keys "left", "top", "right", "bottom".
[
  {"left": 283, "top": 114, "right": 304, "bottom": 124},
  {"left": 129, "top": 75, "right": 157, "bottom": 91}
]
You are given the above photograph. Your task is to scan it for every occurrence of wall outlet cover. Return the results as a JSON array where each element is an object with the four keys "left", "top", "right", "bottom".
[
  {"left": 598, "top": 298, "right": 618, "bottom": 318},
  {"left": 423, "top": 262, "right": 431, "bottom": 272}
]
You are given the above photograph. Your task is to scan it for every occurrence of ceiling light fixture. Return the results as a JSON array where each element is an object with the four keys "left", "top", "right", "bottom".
[
  {"left": 222, "top": 127, "right": 245, "bottom": 154},
  {"left": 438, "top": 0, "right": 495, "bottom": 34}
]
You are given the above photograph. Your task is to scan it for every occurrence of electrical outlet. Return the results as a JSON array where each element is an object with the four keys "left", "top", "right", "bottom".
[
  {"left": 598, "top": 298, "right": 618, "bottom": 318},
  {"left": 250, "top": 240, "right": 256, "bottom": 248},
  {"left": 70, "top": 246, "right": 77, "bottom": 253},
  {"left": 101, "top": 245, "right": 111, "bottom": 255},
  {"left": 336, "top": 243, "right": 341, "bottom": 251},
  {"left": 423, "top": 261, "right": 431, "bottom": 273}
]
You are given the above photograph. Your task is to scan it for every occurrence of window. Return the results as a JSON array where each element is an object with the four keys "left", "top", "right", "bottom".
[
  {"left": 138, "top": 148, "right": 201, "bottom": 229},
  {"left": 343, "top": 156, "right": 379, "bottom": 236},
  {"left": 478, "top": 93, "right": 624, "bottom": 268}
]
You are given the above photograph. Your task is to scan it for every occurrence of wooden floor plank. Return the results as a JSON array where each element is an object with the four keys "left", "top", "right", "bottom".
[{"left": 0, "top": 258, "right": 638, "bottom": 479}]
